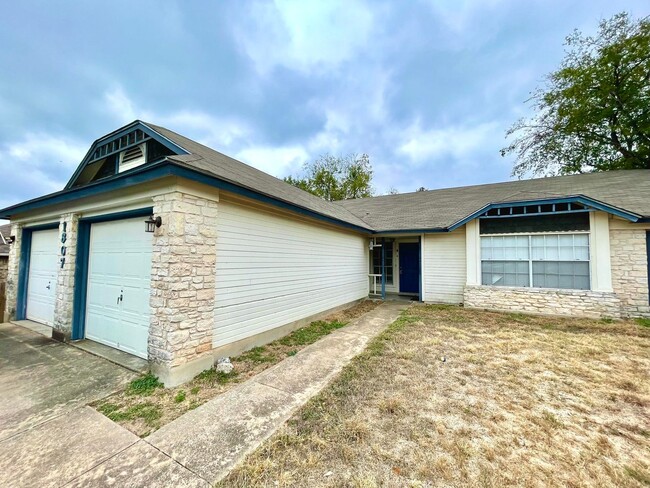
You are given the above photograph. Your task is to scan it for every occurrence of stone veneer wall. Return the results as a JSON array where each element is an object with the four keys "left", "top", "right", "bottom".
[
  {"left": 464, "top": 285, "right": 622, "bottom": 319},
  {"left": 4, "top": 223, "right": 22, "bottom": 320},
  {"left": 53, "top": 213, "right": 79, "bottom": 340},
  {"left": 149, "top": 191, "right": 218, "bottom": 386},
  {"left": 0, "top": 256, "right": 8, "bottom": 282},
  {"left": 609, "top": 226, "right": 649, "bottom": 318}
]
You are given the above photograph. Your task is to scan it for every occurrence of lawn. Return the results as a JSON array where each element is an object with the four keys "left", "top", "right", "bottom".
[
  {"left": 93, "top": 299, "right": 379, "bottom": 437},
  {"left": 220, "top": 305, "right": 650, "bottom": 487}
]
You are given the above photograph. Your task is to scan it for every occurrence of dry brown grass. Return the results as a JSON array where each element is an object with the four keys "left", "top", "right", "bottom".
[
  {"left": 220, "top": 305, "right": 650, "bottom": 487},
  {"left": 93, "top": 300, "right": 380, "bottom": 437}
]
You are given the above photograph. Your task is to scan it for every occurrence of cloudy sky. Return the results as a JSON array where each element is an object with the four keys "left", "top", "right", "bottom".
[{"left": 1, "top": 0, "right": 648, "bottom": 214}]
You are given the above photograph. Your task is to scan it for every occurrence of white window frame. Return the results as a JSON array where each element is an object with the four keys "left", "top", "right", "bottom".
[{"left": 480, "top": 231, "right": 591, "bottom": 290}]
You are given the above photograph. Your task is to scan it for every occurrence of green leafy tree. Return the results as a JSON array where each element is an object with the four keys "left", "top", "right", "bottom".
[
  {"left": 284, "top": 153, "right": 373, "bottom": 201},
  {"left": 502, "top": 13, "right": 650, "bottom": 177}
]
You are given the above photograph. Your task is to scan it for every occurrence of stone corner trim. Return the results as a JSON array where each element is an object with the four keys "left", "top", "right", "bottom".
[
  {"left": 463, "top": 284, "right": 622, "bottom": 319},
  {"left": 149, "top": 191, "right": 218, "bottom": 386}
]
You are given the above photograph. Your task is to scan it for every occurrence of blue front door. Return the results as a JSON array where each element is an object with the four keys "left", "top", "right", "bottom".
[{"left": 399, "top": 242, "right": 420, "bottom": 294}]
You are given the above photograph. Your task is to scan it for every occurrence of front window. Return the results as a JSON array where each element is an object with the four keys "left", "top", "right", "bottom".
[
  {"left": 481, "top": 233, "right": 590, "bottom": 290},
  {"left": 371, "top": 240, "right": 394, "bottom": 285}
]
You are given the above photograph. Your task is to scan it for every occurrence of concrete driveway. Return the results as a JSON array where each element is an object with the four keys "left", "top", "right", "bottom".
[
  {"left": 0, "top": 321, "right": 135, "bottom": 441},
  {"left": 0, "top": 322, "right": 208, "bottom": 488}
]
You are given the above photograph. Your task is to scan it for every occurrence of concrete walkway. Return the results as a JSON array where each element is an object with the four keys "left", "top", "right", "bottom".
[
  {"left": 145, "top": 300, "right": 410, "bottom": 484},
  {"left": 1, "top": 301, "right": 409, "bottom": 487}
]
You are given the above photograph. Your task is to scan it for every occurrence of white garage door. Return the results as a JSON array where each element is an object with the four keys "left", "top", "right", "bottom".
[
  {"left": 85, "top": 217, "right": 152, "bottom": 359},
  {"left": 26, "top": 228, "right": 59, "bottom": 326}
]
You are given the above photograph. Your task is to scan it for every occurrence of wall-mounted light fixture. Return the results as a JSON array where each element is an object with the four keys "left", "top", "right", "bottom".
[
  {"left": 145, "top": 216, "right": 162, "bottom": 233},
  {"left": 7, "top": 235, "right": 15, "bottom": 245}
]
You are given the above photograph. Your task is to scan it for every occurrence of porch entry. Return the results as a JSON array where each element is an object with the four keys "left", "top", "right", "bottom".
[{"left": 399, "top": 242, "right": 420, "bottom": 294}]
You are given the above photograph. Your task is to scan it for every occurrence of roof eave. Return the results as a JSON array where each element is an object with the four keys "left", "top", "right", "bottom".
[
  {"left": 0, "top": 160, "right": 374, "bottom": 234},
  {"left": 446, "top": 195, "right": 642, "bottom": 231}
]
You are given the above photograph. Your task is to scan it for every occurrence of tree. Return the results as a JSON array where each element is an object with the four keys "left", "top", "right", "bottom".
[
  {"left": 284, "top": 153, "right": 373, "bottom": 201},
  {"left": 502, "top": 13, "right": 650, "bottom": 177}
]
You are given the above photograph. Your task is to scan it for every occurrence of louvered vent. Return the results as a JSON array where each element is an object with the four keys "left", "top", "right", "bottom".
[{"left": 118, "top": 143, "right": 146, "bottom": 173}]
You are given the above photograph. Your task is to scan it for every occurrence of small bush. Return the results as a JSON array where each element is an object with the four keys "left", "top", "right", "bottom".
[{"left": 174, "top": 390, "right": 186, "bottom": 403}]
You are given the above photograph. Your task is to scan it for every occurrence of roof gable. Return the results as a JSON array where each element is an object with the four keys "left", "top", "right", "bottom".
[{"left": 64, "top": 120, "right": 189, "bottom": 189}]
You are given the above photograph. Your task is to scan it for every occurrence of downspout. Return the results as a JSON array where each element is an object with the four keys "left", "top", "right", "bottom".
[{"left": 381, "top": 237, "right": 386, "bottom": 300}]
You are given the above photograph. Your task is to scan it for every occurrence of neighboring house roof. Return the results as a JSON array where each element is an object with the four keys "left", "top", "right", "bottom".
[
  {"left": 0, "top": 120, "right": 649, "bottom": 234},
  {"left": 0, "top": 223, "right": 11, "bottom": 256},
  {"left": 335, "top": 169, "right": 650, "bottom": 232}
]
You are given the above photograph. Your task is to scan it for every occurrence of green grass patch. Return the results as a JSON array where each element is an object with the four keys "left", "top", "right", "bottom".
[
  {"left": 286, "top": 350, "right": 297, "bottom": 357},
  {"left": 127, "top": 373, "right": 163, "bottom": 396},
  {"left": 238, "top": 346, "right": 276, "bottom": 363},
  {"left": 174, "top": 390, "right": 186, "bottom": 403},
  {"left": 636, "top": 318, "right": 650, "bottom": 328},
  {"left": 98, "top": 402, "right": 162, "bottom": 424},
  {"left": 195, "top": 368, "right": 238, "bottom": 385},
  {"left": 279, "top": 320, "right": 348, "bottom": 347},
  {"left": 190, "top": 386, "right": 200, "bottom": 395}
]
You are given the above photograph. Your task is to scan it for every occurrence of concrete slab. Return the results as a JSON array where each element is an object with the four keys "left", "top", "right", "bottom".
[
  {"left": 72, "top": 339, "right": 149, "bottom": 374},
  {"left": 11, "top": 319, "right": 52, "bottom": 337},
  {"left": 64, "top": 440, "right": 210, "bottom": 488},
  {"left": 0, "top": 322, "right": 136, "bottom": 441},
  {"left": 0, "top": 407, "right": 138, "bottom": 488},
  {"left": 148, "top": 380, "right": 298, "bottom": 482},
  {"left": 146, "top": 301, "right": 411, "bottom": 484},
  {"left": 254, "top": 330, "right": 370, "bottom": 399}
]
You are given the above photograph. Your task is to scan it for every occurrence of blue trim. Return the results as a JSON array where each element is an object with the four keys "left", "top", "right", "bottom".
[
  {"left": 376, "top": 228, "right": 448, "bottom": 235},
  {"left": 448, "top": 196, "right": 641, "bottom": 231},
  {"left": 381, "top": 238, "right": 386, "bottom": 300},
  {"left": 64, "top": 120, "right": 189, "bottom": 190},
  {"left": 16, "top": 222, "right": 60, "bottom": 320},
  {"left": 418, "top": 235, "right": 423, "bottom": 302},
  {"left": 0, "top": 162, "right": 373, "bottom": 234},
  {"left": 71, "top": 207, "right": 153, "bottom": 341},
  {"left": 647, "top": 231, "right": 650, "bottom": 306}
]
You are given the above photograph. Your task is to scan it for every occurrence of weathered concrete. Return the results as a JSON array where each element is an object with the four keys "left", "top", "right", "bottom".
[
  {"left": 147, "top": 301, "right": 410, "bottom": 483},
  {"left": 65, "top": 440, "right": 210, "bottom": 488},
  {"left": 0, "top": 322, "right": 135, "bottom": 441},
  {"left": 72, "top": 338, "right": 149, "bottom": 374},
  {"left": 0, "top": 407, "right": 138, "bottom": 488}
]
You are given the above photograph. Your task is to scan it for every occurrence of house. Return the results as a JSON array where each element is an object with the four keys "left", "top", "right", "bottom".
[{"left": 1, "top": 120, "right": 649, "bottom": 386}]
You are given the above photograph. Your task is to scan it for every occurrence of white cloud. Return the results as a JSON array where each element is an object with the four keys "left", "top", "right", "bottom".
[
  {"left": 234, "top": 0, "right": 376, "bottom": 74},
  {"left": 104, "top": 86, "right": 138, "bottom": 124},
  {"left": 6, "top": 133, "right": 87, "bottom": 171},
  {"left": 397, "top": 119, "right": 501, "bottom": 165},
  {"left": 236, "top": 145, "right": 309, "bottom": 177}
]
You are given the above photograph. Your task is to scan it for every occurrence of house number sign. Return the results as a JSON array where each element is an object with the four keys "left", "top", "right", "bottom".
[{"left": 60, "top": 222, "right": 67, "bottom": 268}]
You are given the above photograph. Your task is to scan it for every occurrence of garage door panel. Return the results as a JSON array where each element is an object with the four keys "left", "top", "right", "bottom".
[
  {"left": 26, "top": 229, "right": 59, "bottom": 326},
  {"left": 85, "top": 217, "right": 151, "bottom": 359}
]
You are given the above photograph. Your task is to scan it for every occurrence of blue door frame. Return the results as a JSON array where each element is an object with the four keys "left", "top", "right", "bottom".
[
  {"left": 399, "top": 242, "right": 420, "bottom": 295},
  {"left": 71, "top": 207, "right": 153, "bottom": 340},
  {"left": 15, "top": 222, "right": 60, "bottom": 320},
  {"left": 647, "top": 231, "right": 650, "bottom": 305}
]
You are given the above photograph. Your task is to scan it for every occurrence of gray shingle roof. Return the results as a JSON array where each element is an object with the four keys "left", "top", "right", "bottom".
[
  {"left": 145, "top": 123, "right": 373, "bottom": 230},
  {"left": 334, "top": 170, "right": 650, "bottom": 231},
  {"left": 0, "top": 224, "right": 11, "bottom": 255}
]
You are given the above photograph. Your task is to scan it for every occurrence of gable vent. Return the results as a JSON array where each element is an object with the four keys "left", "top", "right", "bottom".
[{"left": 119, "top": 143, "right": 147, "bottom": 173}]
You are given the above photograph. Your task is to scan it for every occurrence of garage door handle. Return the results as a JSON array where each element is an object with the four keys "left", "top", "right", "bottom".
[
  {"left": 117, "top": 292, "right": 123, "bottom": 304},
  {"left": 46, "top": 282, "right": 51, "bottom": 290}
]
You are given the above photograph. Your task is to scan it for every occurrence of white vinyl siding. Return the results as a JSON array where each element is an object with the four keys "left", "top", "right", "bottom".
[
  {"left": 214, "top": 200, "right": 369, "bottom": 347},
  {"left": 422, "top": 229, "right": 466, "bottom": 303}
]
